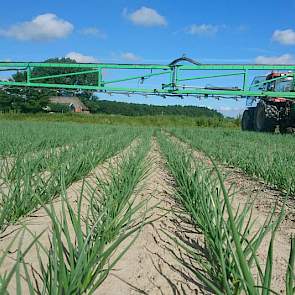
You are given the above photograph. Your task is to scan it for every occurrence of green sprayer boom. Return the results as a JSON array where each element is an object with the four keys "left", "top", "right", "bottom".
[{"left": 1, "top": 57, "right": 295, "bottom": 99}]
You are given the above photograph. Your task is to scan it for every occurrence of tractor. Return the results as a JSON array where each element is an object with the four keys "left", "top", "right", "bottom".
[{"left": 241, "top": 72, "right": 295, "bottom": 133}]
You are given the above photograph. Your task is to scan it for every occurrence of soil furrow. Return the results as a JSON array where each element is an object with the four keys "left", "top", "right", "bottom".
[
  {"left": 0, "top": 139, "right": 138, "bottom": 293},
  {"left": 168, "top": 132, "right": 295, "bottom": 294},
  {"left": 97, "top": 138, "right": 202, "bottom": 295}
]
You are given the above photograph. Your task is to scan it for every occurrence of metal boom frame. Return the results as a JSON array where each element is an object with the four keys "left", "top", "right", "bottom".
[{"left": 1, "top": 60, "right": 295, "bottom": 99}]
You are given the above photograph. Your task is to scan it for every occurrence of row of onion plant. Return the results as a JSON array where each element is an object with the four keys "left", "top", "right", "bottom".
[
  {"left": 168, "top": 127, "right": 295, "bottom": 195},
  {"left": 0, "top": 132, "right": 152, "bottom": 294},
  {"left": 0, "top": 127, "right": 140, "bottom": 234},
  {"left": 0, "top": 120, "right": 127, "bottom": 157},
  {"left": 158, "top": 132, "right": 294, "bottom": 294}
]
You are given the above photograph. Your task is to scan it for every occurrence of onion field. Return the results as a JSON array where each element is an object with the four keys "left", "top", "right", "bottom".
[
  {"left": 0, "top": 121, "right": 294, "bottom": 295},
  {"left": 169, "top": 127, "right": 295, "bottom": 194}
]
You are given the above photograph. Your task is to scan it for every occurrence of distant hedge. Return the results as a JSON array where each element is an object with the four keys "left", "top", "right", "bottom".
[{"left": 82, "top": 99, "right": 223, "bottom": 118}]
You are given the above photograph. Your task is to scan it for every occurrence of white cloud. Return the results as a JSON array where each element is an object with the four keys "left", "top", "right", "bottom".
[
  {"left": 216, "top": 106, "right": 244, "bottom": 117},
  {"left": 272, "top": 29, "right": 295, "bottom": 45},
  {"left": 202, "top": 57, "right": 251, "bottom": 63},
  {"left": 121, "top": 52, "right": 141, "bottom": 62},
  {"left": 255, "top": 54, "right": 294, "bottom": 64},
  {"left": 0, "top": 58, "right": 11, "bottom": 62},
  {"left": 66, "top": 52, "right": 98, "bottom": 63},
  {"left": 80, "top": 27, "right": 106, "bottom": 39},
  {"left": 0, "top": 14, "right": 73, "bottom": 41},
  {"left": 185, "top": 24, "right": 220, "bottom": 36},
  {"left": 0, "top": 76, "right": 9, "bottom": 81},
  {"left": 218, "top": 106, "right": 243, "bottom": 112},
  {"left": 123, "top": 7, "right": 167, "bottom": 27}
]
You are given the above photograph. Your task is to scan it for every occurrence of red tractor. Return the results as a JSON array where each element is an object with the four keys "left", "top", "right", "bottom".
[{"left": 241, "top": 72, "right": 295, "bottom": 133}]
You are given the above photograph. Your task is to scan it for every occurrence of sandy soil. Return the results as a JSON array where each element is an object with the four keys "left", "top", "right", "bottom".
[
  {"left": 97, "top": 139, "right": 204, "bottom": 295},
  {"left": 169, "top": 133, "right": 295, "bottom": 294}
]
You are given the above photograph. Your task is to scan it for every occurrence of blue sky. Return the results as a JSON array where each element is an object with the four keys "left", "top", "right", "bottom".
[{"left": 1, "top": 0, "right": 295, "bottom": 117}]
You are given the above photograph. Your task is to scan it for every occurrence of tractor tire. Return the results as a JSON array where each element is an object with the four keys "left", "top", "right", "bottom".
[
  {"left": 279, "top": 125, "right": 288, "bottom": 134},
  {"left": 241, "top": 109, "right": 254, "bottom": 131},
  {"left": 254, "top": 102, "right": 276, "bottom": 132},
  {"left": 279, "top": 125, "right": 295, "bottom": 134}
]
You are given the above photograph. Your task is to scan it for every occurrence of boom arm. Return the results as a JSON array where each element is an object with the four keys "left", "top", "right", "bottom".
[{"left": 1, "top": 58, "right": 295, "bottom": 99}]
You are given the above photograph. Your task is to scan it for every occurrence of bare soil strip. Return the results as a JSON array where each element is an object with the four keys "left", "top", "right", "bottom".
[
  {"left": 0, "top": 139, "right": 138, "bottom": 293},
  {"left": 97, "top": 139, "right": 202, "bottom": 295},
  {"left": 169, "top": 133, "right": 295, "bottom": 294}
]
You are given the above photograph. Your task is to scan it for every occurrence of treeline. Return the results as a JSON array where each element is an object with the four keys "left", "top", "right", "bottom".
[
  {"left": 0, "top": 57, "right": 223, "bottom": 119},
  {"left": 82, "top": 99, "right": 222, "bottom": 118},
  {"left": 0, "top": 57, "right": 96, "bottom": 113},
  {"left": 0, "top": 87, "right": 51, "bottom": 113},
  {"left": 0, "top": 87, "right": 224, "bottom": 118},
  {"left": 12, "top": 58, "right": 98, "bottom": 86}
]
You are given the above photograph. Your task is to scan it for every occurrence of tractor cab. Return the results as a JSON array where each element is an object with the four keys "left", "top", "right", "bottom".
[
  {"left": 249, "top": 72, "right": 294, "bottom": 93},
  {"left": 242, "top": 72, "right": 295, "bottom": 133},
  {"left": 265, "top": 72, "right": 294, "bottom": 93}
]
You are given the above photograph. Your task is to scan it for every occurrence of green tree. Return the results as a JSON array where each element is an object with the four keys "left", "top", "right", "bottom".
[
  {"left": 0, "top": 57, "right": 98, "bottom": 113},
  {"left": 0, "top": 87, "right": 49, "bottom": 113},
  {"left": 12, "top": 58, "right": 98, "bottom": 88},
  {"left": 85, "top": 99, "right": 223, "bottom": 118}
]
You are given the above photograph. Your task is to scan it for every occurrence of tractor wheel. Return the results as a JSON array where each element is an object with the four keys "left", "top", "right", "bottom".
[
  {"left": 279, "top": 125, "right": 288, "bottom": 134},
  {"left": 254, "top": 102, "right": 276, "bottom": 132},
  {"left": 241, "top": 109, "right": 254, "bottom": 131},
  {"left": 280, "top": 126, "right": 295, "bottom": 134}
]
